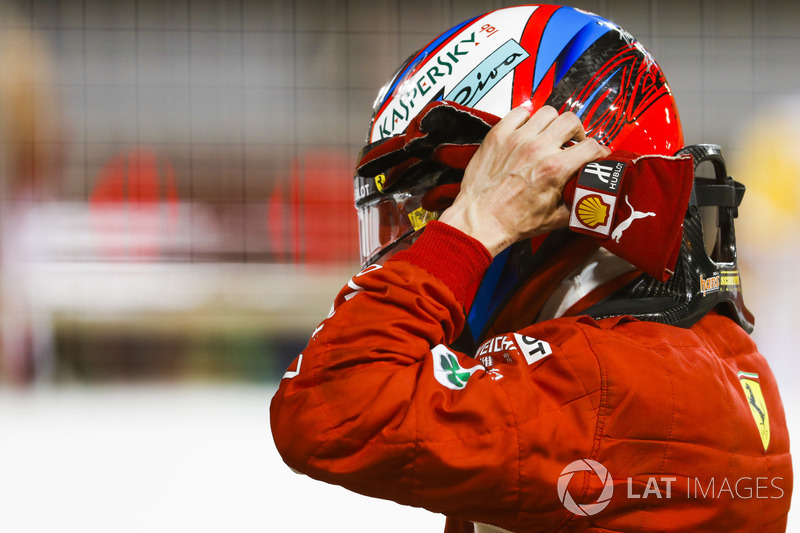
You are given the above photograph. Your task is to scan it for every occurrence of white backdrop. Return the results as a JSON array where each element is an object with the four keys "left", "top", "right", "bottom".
[
  {"left": 0, "top": 385, "right": 444, "bottom": 533},
  {"left": 0, "top": 384, "right": 796, "bottom": 532}
]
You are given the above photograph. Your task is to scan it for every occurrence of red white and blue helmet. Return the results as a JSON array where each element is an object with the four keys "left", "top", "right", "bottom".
[
  {"left": 355, "top": 5, "right": 686, "bottom": 340},
  {"left": 366, "top": 5, "right": 682, "bottom": 152},
  {"left": 356, "top": 4, "right": 683, "bottom": 267}
]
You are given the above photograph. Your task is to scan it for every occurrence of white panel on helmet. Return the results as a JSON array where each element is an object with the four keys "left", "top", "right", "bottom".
[
  {"left": 369, "top": 5, "right": 537, "bottom": 143},
  {"left": 474, "top": 72, "right": 515, "bottom": 118}
]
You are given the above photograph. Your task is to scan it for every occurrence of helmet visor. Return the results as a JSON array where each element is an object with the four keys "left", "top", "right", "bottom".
[{"left": 356, "top": 186, "right": 438, "bottom": 266}]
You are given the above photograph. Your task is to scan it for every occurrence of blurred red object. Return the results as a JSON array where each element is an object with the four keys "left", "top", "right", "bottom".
[
  {"left": 89, "top": 146, "right": 179, "bottom": 260},
  {"left": 267, "top": 150, "right": 359, "bottom": 265}
]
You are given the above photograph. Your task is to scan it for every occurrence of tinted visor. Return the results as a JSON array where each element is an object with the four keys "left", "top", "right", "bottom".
[
  {"left": 356, "top": 181, "right": 442, "bottom": 266},
  {"left": 354, "top": 143, "right": 447, "bottom": 266},
  {"left": 358, "top": 194, "right": 415, "bottom": 266}
]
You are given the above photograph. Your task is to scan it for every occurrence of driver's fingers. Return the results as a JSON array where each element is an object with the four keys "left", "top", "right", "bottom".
[
  {"left": 488, "top": 105, "right": 532, "bottom": 138},
  {"left": 517, "top": 105, "right": 560, "bottom": 136},
  {"left": 555, "top": 137, "right": 611, "bottom": 185},
  {"left": 488, "top": 104, "right": 563, "bottom": 140},
  {"left": 538, "top": 111, "right": 587, "bottom": 145}
]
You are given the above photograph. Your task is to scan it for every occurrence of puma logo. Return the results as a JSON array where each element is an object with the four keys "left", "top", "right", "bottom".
[{"left": 611, "top": 195, "right": 655, "bottom": 243}]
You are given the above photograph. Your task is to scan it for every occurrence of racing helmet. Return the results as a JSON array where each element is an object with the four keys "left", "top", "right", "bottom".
[
  {"left": 354, "top": 5, "right": 685, "bottom": 342},
  {"left": 356, "top": 4, "right": 683, "bottom": 266}
]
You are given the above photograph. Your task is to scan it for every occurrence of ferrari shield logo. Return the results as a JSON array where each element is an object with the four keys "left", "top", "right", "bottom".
[{"left": 738, "top": 371, "right": 770, "bottom": 451}]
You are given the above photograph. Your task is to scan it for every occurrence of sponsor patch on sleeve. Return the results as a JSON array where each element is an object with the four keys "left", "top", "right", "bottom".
[
  {"left": 431, "top": 344, "right": 484, "bottom": 390},
  {"left": 578, "top": 160, "right": 626, "bottom": 194},
  {"left": 512, "top": 334, "right": 553, "bottom": 365},
  {"left": 570, "top": 189, "right": 618, "bottom": 237},
  {"left": 568, "top": 160, "right": 627, "bottom": 238}
]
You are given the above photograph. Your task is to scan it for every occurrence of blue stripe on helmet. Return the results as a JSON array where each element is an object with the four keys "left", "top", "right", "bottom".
[
  {"left": 534, "top": 7, "right": 609, "bottom": 91},
  {"left": 555, "top": 19, "right": 614, "bottom": 84}
]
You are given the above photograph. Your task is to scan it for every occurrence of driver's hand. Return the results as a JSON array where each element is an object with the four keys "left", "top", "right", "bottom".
[{"left": 439, "top": 105, "right": 610, "bottom": 257}]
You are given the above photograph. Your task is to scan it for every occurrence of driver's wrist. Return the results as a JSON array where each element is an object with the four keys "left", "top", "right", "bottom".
[{"left": 439, "top": 203, "right": 511, "bottom": 258}]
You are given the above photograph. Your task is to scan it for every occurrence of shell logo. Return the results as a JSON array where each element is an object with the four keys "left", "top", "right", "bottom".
[{"left": 576, "top": 194, "right": 610, "bottom": 229}]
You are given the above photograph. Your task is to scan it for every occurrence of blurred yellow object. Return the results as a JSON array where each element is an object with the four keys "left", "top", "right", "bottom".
[
  {"left": 0, "top": 7, "right": 62, "bottom": 196},
  {"left": 0, "top": 6, "right": 63, "bottom": 384},
  {"left": 731, "top": 103, "right": 800, "bottom": 247}
]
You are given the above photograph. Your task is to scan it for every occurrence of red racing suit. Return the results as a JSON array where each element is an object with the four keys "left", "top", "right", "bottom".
[{"left": 270, "top": 221, "right": 792, "bottom": 532}]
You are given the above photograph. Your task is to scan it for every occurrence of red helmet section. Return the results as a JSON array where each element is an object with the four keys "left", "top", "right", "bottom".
[{"left": 368, "top": 4, "right": 683, "bottom": 156}]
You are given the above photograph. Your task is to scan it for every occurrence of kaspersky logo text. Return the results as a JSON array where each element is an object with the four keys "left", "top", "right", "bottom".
[{"left": 375, "top": 32, "right": 477, "bottom": 140}]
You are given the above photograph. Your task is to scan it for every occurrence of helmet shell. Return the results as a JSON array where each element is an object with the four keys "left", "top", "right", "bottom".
[
  {"left": 359, "top": 5, "right": 686, "bottom": 342},
  {"left": 368, "top": 4, "right": 682, "bottom": 155}
]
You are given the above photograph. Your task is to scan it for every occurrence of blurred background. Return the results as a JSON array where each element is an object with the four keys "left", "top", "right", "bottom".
[{"left": 0, "top": 0, "right": 797, "bottom": 531}]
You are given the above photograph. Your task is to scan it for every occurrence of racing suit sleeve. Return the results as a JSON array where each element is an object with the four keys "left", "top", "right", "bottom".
[{"left": 269, "top": 221, "right": 601, "bottom": 526}]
